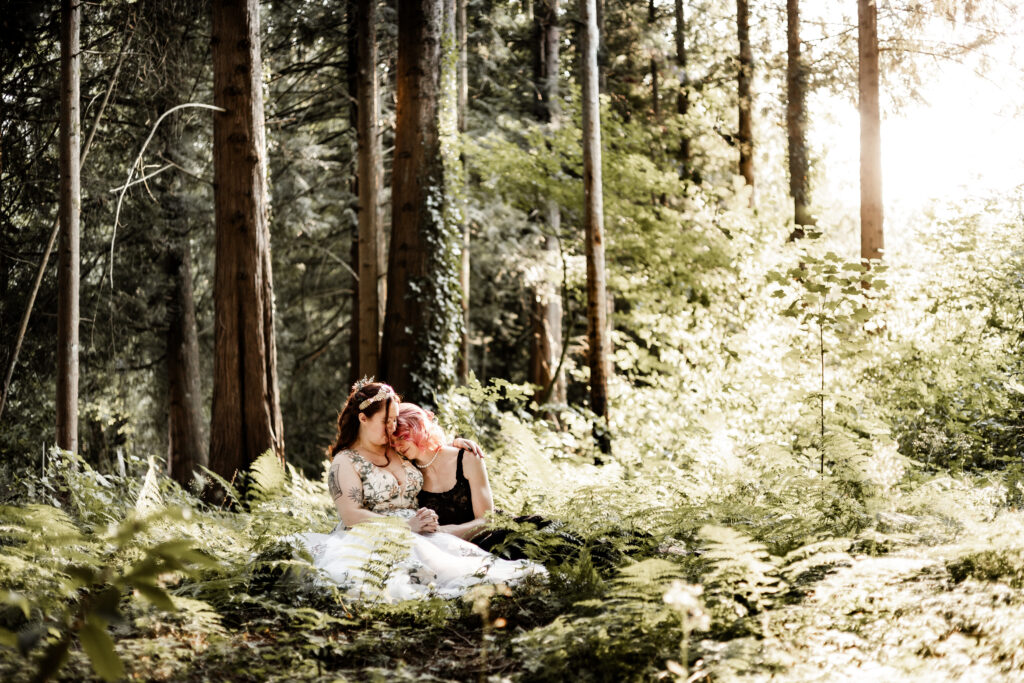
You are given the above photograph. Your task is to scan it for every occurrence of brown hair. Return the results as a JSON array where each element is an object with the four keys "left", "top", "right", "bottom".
[{"left": 326, "top": 381, "right": 400, "bottom": 461}]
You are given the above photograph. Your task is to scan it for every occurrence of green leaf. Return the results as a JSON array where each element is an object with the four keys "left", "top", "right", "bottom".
[
  {"left": 148, "top": 539, "right": 199, "bottom": 561},
  {"left": 134, "top": 583, "right": 176, "bottom": 611},
  {"left": 79, "top": 621, "right": 124, "bottom": 682},
  {"left": 0, "top": 627, "right": 17, "bottom": 649},
  {"left": 64, "top": 564, "right": 97, "bottom": 587},
  {"left": 852, "top": 307, "right": 873, "bottom": 323}
]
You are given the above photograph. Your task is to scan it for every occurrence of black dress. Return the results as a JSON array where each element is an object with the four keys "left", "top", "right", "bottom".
[
  {"left": 417, "top": 449, "right": 575, "bottom": 561},
  {"left": 417, "top": 449, "right": 475, "bottom": 526}
]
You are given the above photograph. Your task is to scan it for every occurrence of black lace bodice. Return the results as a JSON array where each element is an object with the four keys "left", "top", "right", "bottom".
[{"left": 417, "top": 449, "right": 475, "bottom": 525}]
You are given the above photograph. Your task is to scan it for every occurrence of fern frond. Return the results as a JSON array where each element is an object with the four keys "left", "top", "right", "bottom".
[
  {"left": 608, "top": 558, "right": 687, "bottom": 601},
  {"left": 134, "top": 457, "right": 163, "bottom": 514},
  {"left": 248, "top": 450, "right": 287, "bottom": 503}
]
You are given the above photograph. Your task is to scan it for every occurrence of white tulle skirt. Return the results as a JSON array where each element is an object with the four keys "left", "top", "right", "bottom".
[{"left": 291, "top": 514, "right": 546, "bottom": 603}]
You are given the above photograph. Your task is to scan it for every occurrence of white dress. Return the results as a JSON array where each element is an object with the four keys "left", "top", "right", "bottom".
[{"left": 293, "top": 449, "right": 546, "bottom": 603}]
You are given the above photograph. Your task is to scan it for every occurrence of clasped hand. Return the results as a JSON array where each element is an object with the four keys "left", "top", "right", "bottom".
[{"left": 409, "top": 506, "right": 439, "bottom": 534}]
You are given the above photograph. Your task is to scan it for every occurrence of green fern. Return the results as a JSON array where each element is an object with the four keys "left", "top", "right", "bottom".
[
  {"left": 247, "top": 449, "right": 287, "bottom": 504},
  {"left": 698, "top": 525, "right": 783, "bottom": 619}
]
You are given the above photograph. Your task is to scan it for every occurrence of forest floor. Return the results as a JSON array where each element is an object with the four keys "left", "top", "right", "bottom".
[
  {"left": 696, "top": 530, "right": 1024, "bottom": 682},
  {"left": 7, "top": 520, "right": 1024, "bottom": 682}
]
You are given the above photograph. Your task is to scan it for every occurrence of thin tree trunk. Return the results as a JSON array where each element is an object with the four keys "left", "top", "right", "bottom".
[
  {"left": 381, "top": 0, "right": 462, "bottom": 404},
  {"left": 57, "top": 0, "right": 81, "bottom": 453},
  {"left": 736, "top": 0, "right": 754, "bottom": 195},
  {"left": 209, "top": 0, "right": 284, "bottom": 488},
  {"left": 530, "top": 0, "right": 565, "bottom": 405},
  {"left": 581, "top": 0, "right": 611, "bottom": 451},
  {"left": 0, "top": 17, "right": 132, "bottom": 426},
  {"left": 787, "top": 0, "right": 814, "bottom": 237},
  {"left": 457, "top": 0, "right": 471, "bottom": 384},
  {"left": 596, "top": 0, "right": 607, "bottom": 93},
  {"left": 649, "top": 0, "right": 659, "bottom": 120},
  {"left": 674, "top": 0, "right": 691, "bottom": 178},
  {"left": 859, "top": 0, "right": 883, "bottom": 261},
  {"left": 355, "top": 0, "right": 383, "bottom": 379},
  {"left": 166, "top": 236, "right": 207, "bottom": 485}
]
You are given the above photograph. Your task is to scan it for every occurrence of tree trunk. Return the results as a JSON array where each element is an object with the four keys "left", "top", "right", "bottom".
[
  {"left": 787, "top": 0, "right": 814, "bottom": 236},
  {"left": 649, "top": 0, "right": 659, "bottom": 120},
  {"left": 674, "top": 0, "right": 691, "bottom": 178},
  {"left": 530, "top": 0, "right": 565, "bottom": 405},
  {"left": 581, "top": 0, "right": 611, "bottom": 450},
  {"left": 57, "top": 0, "right": 81, "bottom": 453},
  {"left": 381, "top": 0, "right": 462, "bottom": 405},
  {"left": 859, "top": 0, "right": 884, "bottom": 261},
  {"left": 458, "top": 0, "right": 471, "bottom": 384},
  {"left": 209, "top": 0, "right": 284, "bottom": 487},
  {"left": 346, "top": 7, "right": 361, "bottom": 386},
  {"left": 166, "top": 236, "right": 207, "bottom": 485},
  {"left": 355, "top": 0, "right": 384, "bottom": 380},
  {"left": 736, "top": 0, "right": 754, "bottom": 194},
  {"left": 596, "top": 0, "right": 607, "bottom": 93}
]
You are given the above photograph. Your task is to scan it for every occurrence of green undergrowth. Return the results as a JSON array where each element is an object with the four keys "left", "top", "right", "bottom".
[{"left": 2, "top": 423, "right": 1023, "bottom": 682}]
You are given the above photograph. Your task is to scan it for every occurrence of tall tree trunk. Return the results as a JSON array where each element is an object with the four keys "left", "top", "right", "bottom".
[
  {"left": 355, "top": 0, "right": 384, "bottom": 379},
  {"left": 381, "top": 0, "right": 462, "bottom": 405},
  {"left": 581, "top": 0, "right": 611, "bottom": 451},
  {"left": 530, "top": 0, "right": 565, "bottom": 405},
  {"left": 166, "top": 236, "right": 207, "bottom": 485},
  {"left": 649, "top": 0, "right": 659, "bottom": 120},
  {"left": 57, "top": 0, "right": 81, "bottom": 453},
  {"left": 209, "top": 0, "right": 284, "bottom": 487},
  {"left": 787, "top": 0, "right": 814, "bottom": 237},
  {"left": 736, "top": 0, "right": 754, "bottom": 195},
  {"left": 859, "top": 0, "right": 883, "bottom": 261},
  {"left": 457, "top": 0, "right": 471, "bottom": 384},
  {"left": 674, "top": 0, "right": 691, "bottom": 178},
  {"left": 346, "top": 7, "right": 361, "bottom": 386},
  {"left": 595, "top": 0, "right": 607, "bottom": 93}
]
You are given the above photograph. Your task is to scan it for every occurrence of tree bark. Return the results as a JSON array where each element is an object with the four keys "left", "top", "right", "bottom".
[
  {"left": 166, "top": 236, "right": 207, "bottom": 485},
  {"left": 458, "top": 0, "right": 471, "bottom": 384},
  {"left": 530, "top": 0, "right": 565, "bottom": 405},
  {"left": 355, "top": 0, "right": 384, "bottom": 380},
  {"left": 859, "top": 0, "right": 884, "bottom": 261},
  {"left": 736, "top": 0, "right": 754, "bottom": 194},
  {"left": 381, "top": 0, "right": 462, "bottom": 405},
  {"left": 649, "top": 0, "right": 659, "bottom": 120},
  {"left": 57, "top": 0, "right": 81, "bottom": 453},
  {"left": 209, "top": 0, "right": 284, "bottom": 486},
  {"left": 787, "top": 0, "right": 814, "bottom": 236},
  {"left": 581, "top": 0, "right": 611, "bottom": 449},
  {"left": 674, "top": 0, "right": 691, "bottom": 178}
]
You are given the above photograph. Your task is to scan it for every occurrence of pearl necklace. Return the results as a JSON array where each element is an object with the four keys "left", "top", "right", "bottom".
[{"left": 414, "top": 446, "right": 442, "bottom": 469}]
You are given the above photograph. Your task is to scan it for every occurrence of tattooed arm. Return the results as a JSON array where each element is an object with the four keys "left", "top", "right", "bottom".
[{"left": 329, "top": 458, "right": 384, "bottom": 528}]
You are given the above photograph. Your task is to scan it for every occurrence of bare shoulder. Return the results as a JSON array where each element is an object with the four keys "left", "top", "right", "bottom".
[{"left": 462, "top": 450, "right": 488, "bottom": 477}]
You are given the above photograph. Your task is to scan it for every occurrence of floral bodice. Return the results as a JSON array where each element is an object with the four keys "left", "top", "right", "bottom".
[{"left": 329, "top": 449, "right": 423, "bottom": 525}]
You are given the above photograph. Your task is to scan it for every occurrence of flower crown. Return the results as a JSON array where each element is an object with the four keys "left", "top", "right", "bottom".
[{"left": 358, "top": 383, "right": 394, "bottom": 411}]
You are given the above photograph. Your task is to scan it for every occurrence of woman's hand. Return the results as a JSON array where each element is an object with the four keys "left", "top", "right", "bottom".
[
  {"left": 452, "top": 437, "right": 484, "bottom": 459},
  {"left": 408, "top": 507, "right": 439, "bottom": 534}
]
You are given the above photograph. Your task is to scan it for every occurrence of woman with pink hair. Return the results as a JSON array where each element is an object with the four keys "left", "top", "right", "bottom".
[{"left": 392, "top": 402, "right": 494, "bottom": 541}]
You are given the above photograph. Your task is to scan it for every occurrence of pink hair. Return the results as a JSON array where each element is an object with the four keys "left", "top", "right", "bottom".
[{"left": 395, "top": 402, "right": 446, "bottom": 454}]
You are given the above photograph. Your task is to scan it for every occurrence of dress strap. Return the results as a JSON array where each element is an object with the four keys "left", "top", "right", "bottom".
[{"left": 455, "top": 448, "right": 467, "bottom": 482}]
